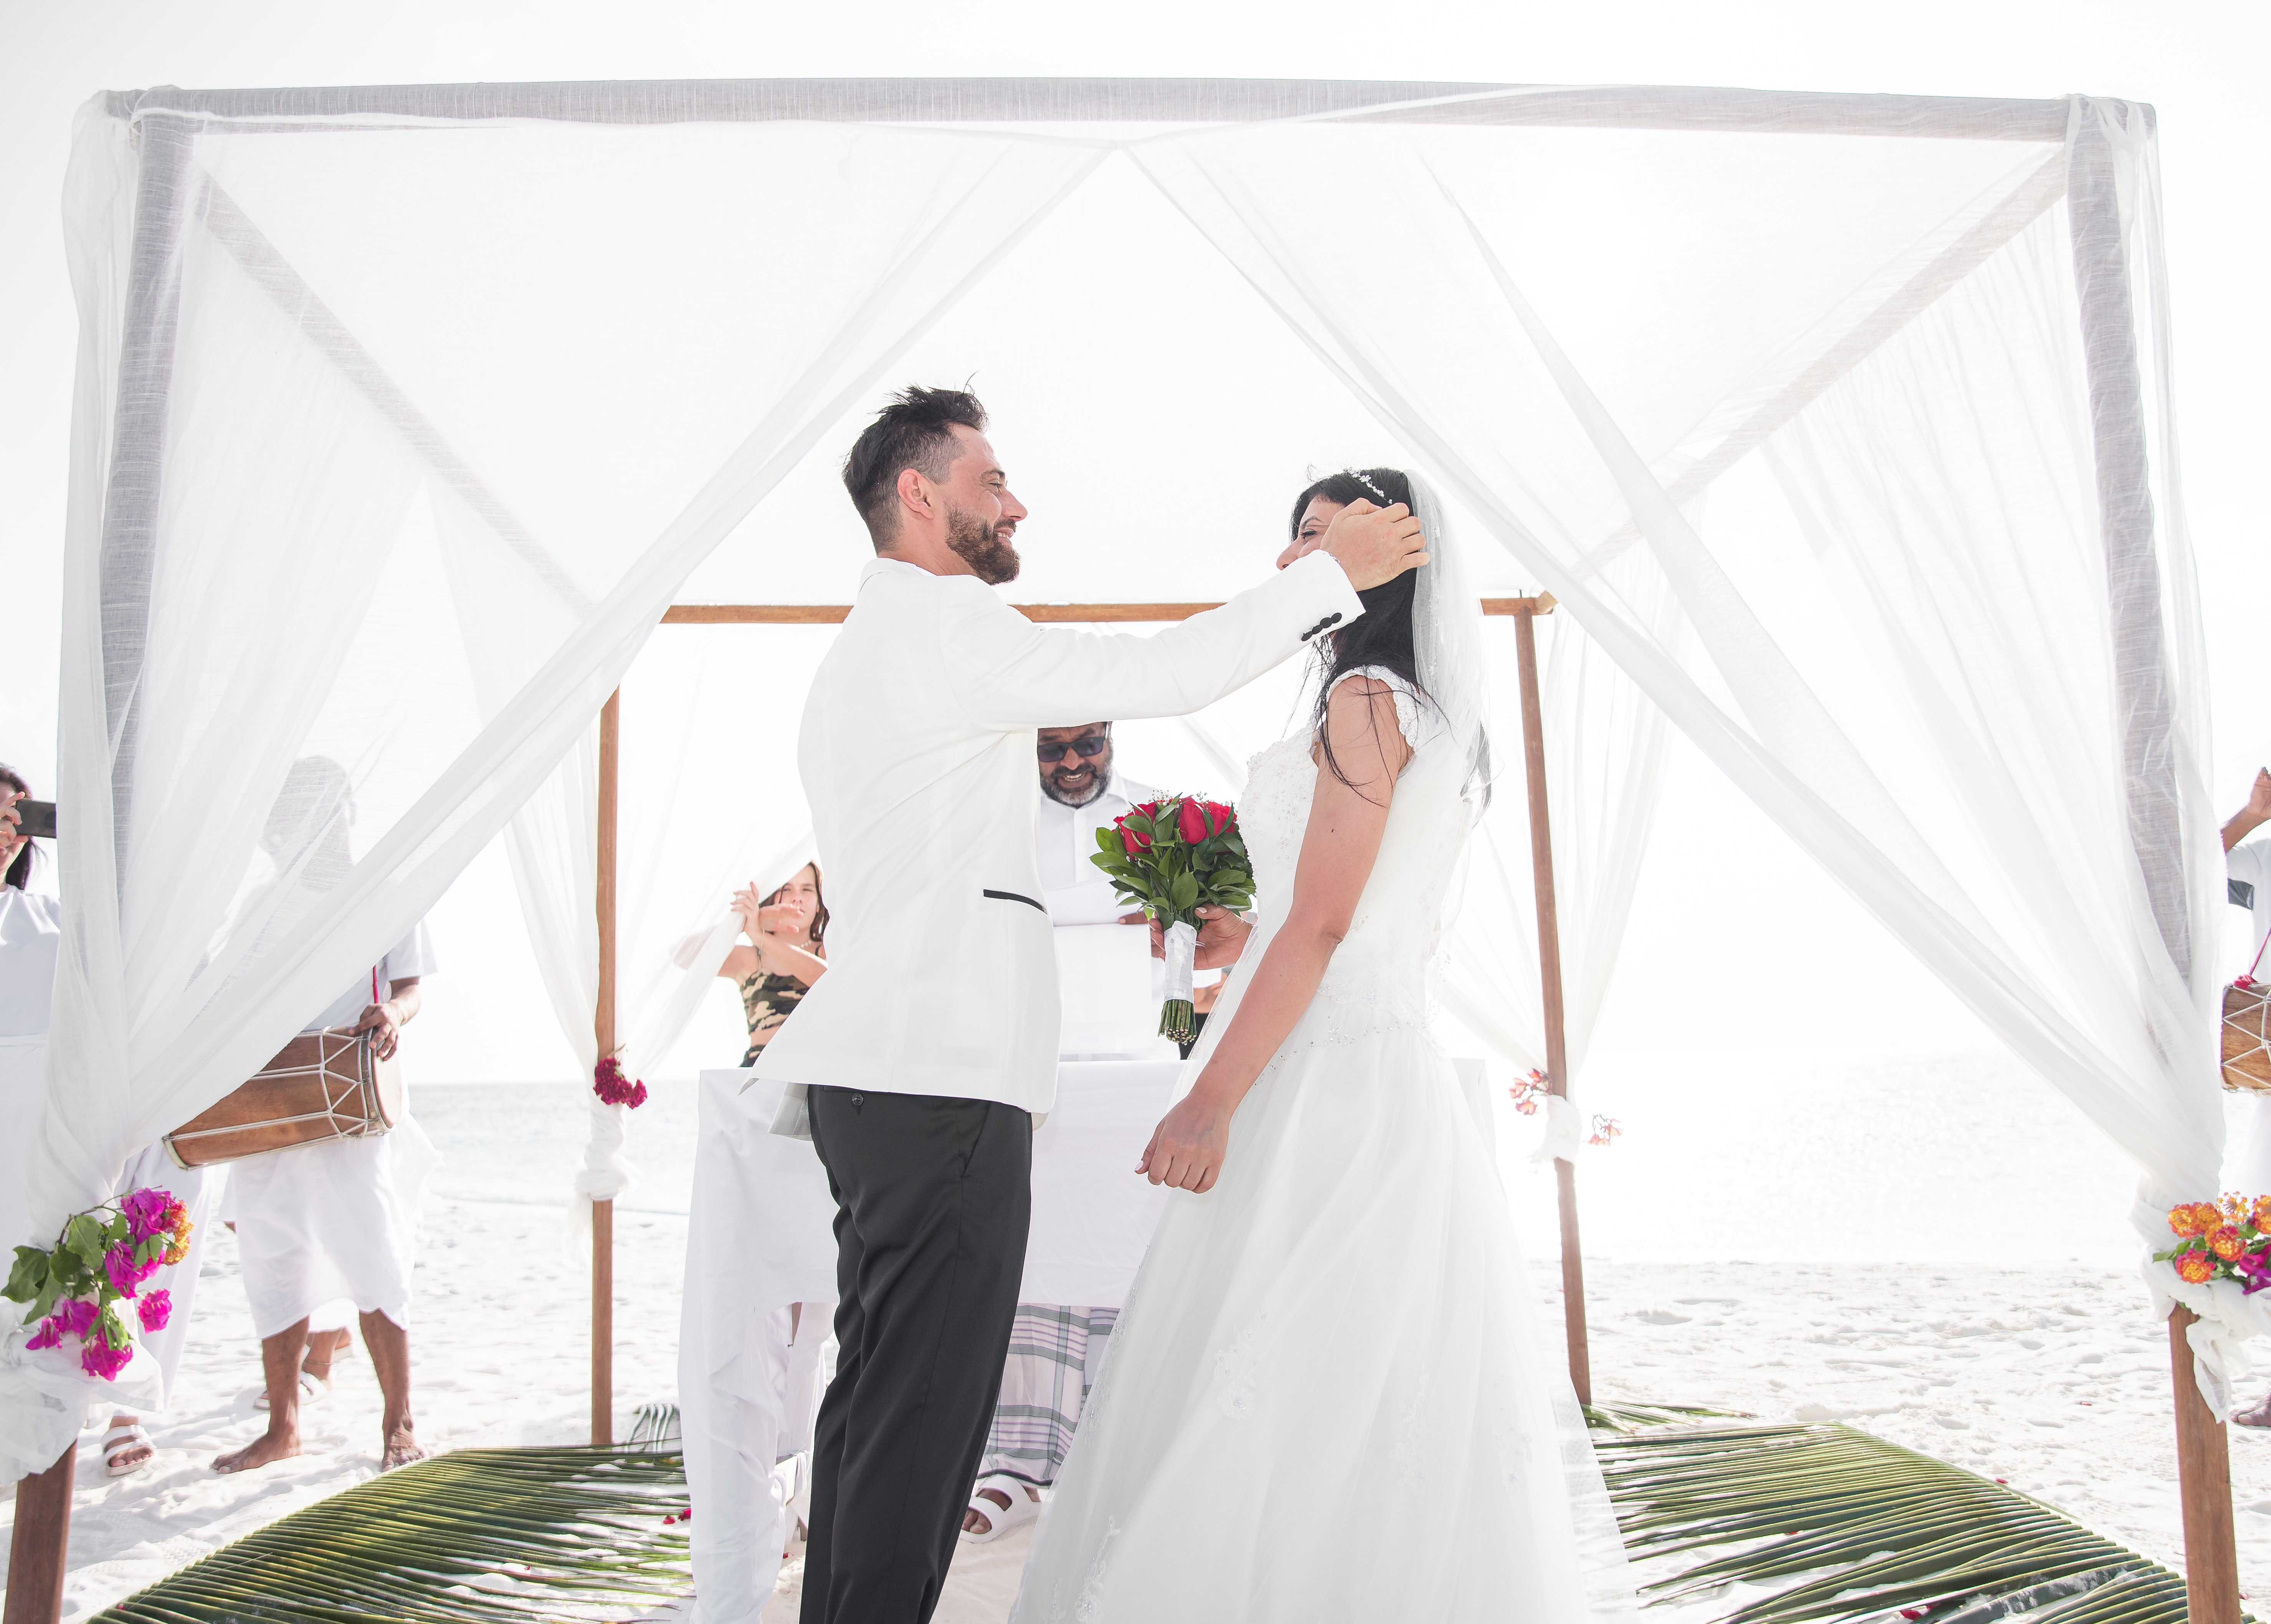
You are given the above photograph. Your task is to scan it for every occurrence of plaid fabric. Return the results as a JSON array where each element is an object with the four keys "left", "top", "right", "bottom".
[{"left": 978, "top": 1303, "right": 1119, "bottom": 1486}]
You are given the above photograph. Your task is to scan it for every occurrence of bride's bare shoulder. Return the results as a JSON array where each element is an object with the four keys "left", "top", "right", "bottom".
[{"left": 1310, "top": 671, "right": 1415, "bottom": 783}]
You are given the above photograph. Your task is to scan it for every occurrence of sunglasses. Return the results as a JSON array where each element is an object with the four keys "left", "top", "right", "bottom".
[{"left": 1037, "top": 735, "right": 1110, "bottom": 763}]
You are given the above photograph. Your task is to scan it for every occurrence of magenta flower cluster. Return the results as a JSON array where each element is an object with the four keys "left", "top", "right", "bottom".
[
  {"left": 593, "top": 1055, "right": 648, "bottom": 1109},
  {"left": 10, "top": 1184, "right": 193, "bottom": 1381}
]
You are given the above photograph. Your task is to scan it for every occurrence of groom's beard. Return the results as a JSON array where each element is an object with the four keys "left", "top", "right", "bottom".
[{"left": 947, "top": 505, "right": 1020, "bottom": 585}]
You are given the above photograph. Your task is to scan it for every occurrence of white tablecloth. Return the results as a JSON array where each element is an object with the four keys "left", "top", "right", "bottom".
[{"left": 677, "top": 1056, "right": 1495, "bottom": 1623}]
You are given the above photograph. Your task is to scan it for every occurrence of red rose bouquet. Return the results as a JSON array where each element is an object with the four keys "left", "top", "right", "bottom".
[{"left": 1090, "top": 794, "right": 1253, "bottom": 1044}]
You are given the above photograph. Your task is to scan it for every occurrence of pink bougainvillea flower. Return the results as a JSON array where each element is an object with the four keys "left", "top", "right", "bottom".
[
  {"left": 122, "top": 1187, "right": 175, "bottom": 1242},
  {"left": 137, "top": 1288, "right": 173, "bottom": 1332},
  {"left": 103, "top": 1242, "right": 159, "bottom": 1298},
  {"left": 81, "top": 1330, "right": 133, "bottom": 1381},
  {"left": 52, "top": 1298, "right": 98, "bottom": 1339},
  {"left": 25, "top": 1317, "right": 61, "bottom": 1351}
]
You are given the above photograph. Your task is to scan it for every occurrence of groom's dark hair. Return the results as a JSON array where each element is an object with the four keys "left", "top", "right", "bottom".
[{"left": 842, "top": 385, "right": 990, "bottom": 548}]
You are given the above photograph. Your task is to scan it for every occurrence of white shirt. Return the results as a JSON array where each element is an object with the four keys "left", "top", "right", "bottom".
[
  {"left": 753, "top": 548, "right": 1363, "bottom": 1129},
  {"left": 2232, "top": 840, "right": 2271, "bottom": 983},
  {"left": 0, "top": 888, "right": 63, "bottom": 1040},
  {"left": 301, "top": 922, "right": 440, "bottom": 1032},
  {"left": 1037, "top": 770, "right": 1165, "bottom": 897}
]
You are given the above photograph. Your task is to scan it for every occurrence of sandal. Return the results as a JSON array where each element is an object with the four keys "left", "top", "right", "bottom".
[
  {"left": 959, "top": 1473, "right": 1040, "bottom": 1544},
  {"left": 103, "top": 1423, "right": 155, "bottom": 1478},
  {"left": 254, "top": 1367, "right": 330, "bottom": 1411}
]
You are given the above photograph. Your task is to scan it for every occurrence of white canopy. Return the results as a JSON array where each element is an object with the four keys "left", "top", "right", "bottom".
[{"left": 7, "top": 79, "right": 2218, "bottom": 1478}]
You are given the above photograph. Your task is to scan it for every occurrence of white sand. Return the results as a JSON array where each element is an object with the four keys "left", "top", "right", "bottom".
[{"left": 7, "top": 1054, "right": 2271, "bottom": 1620}]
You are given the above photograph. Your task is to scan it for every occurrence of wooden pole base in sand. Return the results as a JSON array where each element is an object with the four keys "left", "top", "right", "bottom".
[
  {"left": 2168, "top": 1306, "right": 2241, "bottom": 1624},
  {"left": 591, "top": 1195, "right": 616, "bottom": 1447},
  {"left": 3, "top": 1442, "right": 75, "bottom": 1624}
]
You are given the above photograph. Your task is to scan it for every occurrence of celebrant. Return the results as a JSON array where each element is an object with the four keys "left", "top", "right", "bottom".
[{"left": 961, "top": 720, "right": 1161, "bottom": 1543}]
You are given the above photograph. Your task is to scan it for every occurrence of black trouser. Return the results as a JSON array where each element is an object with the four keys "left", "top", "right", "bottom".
[{"left": 802, "top": 1085, "right": 1031, "bottom": 1624}]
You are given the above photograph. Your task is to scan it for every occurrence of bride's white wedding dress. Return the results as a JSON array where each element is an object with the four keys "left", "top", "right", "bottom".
[{"left": 1010, "top": 668, "right": 1631, "bottom": 1624}]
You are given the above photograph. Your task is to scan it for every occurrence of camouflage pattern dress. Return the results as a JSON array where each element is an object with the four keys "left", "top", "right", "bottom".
[{"left": 738, "top": 969, "right": 808, "bottom": 1067}]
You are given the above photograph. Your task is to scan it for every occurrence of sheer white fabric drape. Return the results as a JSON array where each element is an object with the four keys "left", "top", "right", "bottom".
[
  {"left": 1439, "top": 586, "right": 1677, "bottom": 1094},
  {"left": 1138, "top": 94, "right": 2225, "bottom": 1392},
  {"left": 20, "top": 80, "right": 2220, "bottom": 1478},
  {"left": 505, "top": 625, "right": 828, "bottom": 1241},
  {"left": 9, "top": 100, "right": 1107, "bottom": 1477}
]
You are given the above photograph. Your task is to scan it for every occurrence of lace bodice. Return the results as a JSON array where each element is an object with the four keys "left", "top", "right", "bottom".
[{"left": 1227, "top": 669, "right": 1474, "bottom": 1048}]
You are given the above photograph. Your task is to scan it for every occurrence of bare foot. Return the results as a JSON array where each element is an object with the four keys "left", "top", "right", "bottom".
[
  {"left": 2234, "top": 1395, "right": 2271, "bottom": 1428},
  {"left": 214, "top": 1427, "right": 301, "bottom": 1474},
  {"left": 381, "top": 1416, "right": 427, "bottom": 1470}
]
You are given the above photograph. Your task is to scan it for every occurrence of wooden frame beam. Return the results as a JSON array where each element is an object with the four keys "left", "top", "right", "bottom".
[{"left": 662, "top": 596, "right": 1555, "bottom": 625}]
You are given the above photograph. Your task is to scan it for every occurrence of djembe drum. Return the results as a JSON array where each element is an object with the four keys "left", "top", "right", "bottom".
[
  {"left": 2229, "top": 979, "right": 2271, "bottom": 1094},
  {"left": 164, "top": 1026, "right": 402, "bottom": 1168}
]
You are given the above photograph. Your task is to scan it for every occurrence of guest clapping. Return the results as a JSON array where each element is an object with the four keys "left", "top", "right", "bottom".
[{"left": 718, "top": 863, "right": 830, "bottom": 1066}]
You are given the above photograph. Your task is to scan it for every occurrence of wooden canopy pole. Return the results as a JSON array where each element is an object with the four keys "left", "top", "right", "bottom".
[
  {"left": 592, "top": 689, "right": 621, "bottom": 1448},
  {"left": 661, "top": 597, "right": 1552, "bottom": 625},
  {"left": 2168, "top": 1307, "right": 2242, "bottom": 1624},
  {"left": 1512, "top": 597, "right": 1590, "bottom": 1405},
  {"left": 2, "top": 1444, "right": 76, "bottom": 1624}
]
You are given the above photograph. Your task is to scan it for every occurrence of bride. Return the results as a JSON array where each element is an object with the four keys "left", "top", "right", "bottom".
[{"left": 1010, "top": 469, "right": 1631, "bottom": 1622}]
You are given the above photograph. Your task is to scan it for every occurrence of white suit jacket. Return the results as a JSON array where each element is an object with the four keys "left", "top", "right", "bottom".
[{"left": 757, "top": 551, "right": 1362, "bottom": 1133}]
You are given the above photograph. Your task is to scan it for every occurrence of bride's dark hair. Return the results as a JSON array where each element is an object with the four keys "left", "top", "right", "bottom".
[{"left": 1292, "top": 467, "right": 1433, "bottom": 798}]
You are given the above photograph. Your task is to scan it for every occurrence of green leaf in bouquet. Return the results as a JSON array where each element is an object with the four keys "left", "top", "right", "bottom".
[
  {"left": 4, "top": 1246, "right": 47, "bottom": 1304},
  {"left": 28, "top": 1271, "right": 63, "bottom": 1324},
  {"left": 1211, "top": 870, "right": 1251, "bottom": 891},
  {"left": 66, "top": 1213, "right": 106, "bottom": 1271},
  {"left": 1094, "top": 825, "right": 1121, "bottom": 852},
  {"left": 1169, "top": 871, "right": 1200, "bottom": 912}
]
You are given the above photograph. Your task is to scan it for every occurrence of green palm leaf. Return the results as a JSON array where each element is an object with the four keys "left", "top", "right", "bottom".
[
  {"left": 95, "top": 1447, "right": 693, "bottom": 1624},
  {"left": 1591, "top": 1421, "right": 2193, "bottom": 1624}
]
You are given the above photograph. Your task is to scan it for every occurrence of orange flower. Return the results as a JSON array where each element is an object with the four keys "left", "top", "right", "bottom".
[
  {"left": 2189, "top": 1202, "right": 2225, "bottom": 1235},
  {"left": 2211, "top": 1225, "right": 2246, "bottom": 1262},
  {"left": 2171, "top": 1205, "right": 2205, "bottom": 1237},
  {"left": 2252, "top": 1195, "right": 2271, "bottom": 1230},
  {"left": 2177, "top": 1252, "right": 2216, "bottom": 1284}
]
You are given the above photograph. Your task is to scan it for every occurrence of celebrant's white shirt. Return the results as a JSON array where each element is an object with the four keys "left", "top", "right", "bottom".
[
  {"left": 755, "top": 549, "right": 1362, "bottom": 1132},
  {"left": 1037, "top": 771, "right": 1163, "bottom": 895}
]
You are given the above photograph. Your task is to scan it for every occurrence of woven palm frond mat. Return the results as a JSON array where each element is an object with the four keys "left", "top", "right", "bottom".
[
  {"left": 1592, "top": 1414, "right": 2198, "bottom": 1624},
  {"left": 94, "top": 1446, "right": 692, "bottom": 1624}
]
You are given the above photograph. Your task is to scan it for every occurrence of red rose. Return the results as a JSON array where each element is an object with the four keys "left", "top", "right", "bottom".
[
  {"left": 1121, "top": 826, "right": 1150, "bottom": 854},
  {"left": 1205, "top": 801, "right": 1234, "bottom": 835},
  {"left": 1176, "top": 799, "right": 1207, "bottom": 843}
]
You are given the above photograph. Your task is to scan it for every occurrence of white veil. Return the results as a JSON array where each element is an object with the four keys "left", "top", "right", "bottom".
[{"left": 1405, "top": 471, "right": 1496, "bottom": 815}]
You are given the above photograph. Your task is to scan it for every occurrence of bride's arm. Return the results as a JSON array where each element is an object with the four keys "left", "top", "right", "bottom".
[{"left": 1136, "top": 677, "right": 1413, "bottom": 1192}]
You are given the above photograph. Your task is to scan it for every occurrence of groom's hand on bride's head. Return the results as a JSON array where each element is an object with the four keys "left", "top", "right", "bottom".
[{"left": 1318, "top": 499, "right": 1429, "bottom": 590}]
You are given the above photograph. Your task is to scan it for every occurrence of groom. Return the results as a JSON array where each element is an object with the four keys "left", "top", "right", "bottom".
[{"left": 754, "top": 385, "right": 1424, "bottom": 1622}]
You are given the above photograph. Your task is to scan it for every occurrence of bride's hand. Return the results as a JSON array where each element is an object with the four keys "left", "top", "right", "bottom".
[{"left": 1137, "top": 1089, "right": 1232, "bottom": 1193}]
